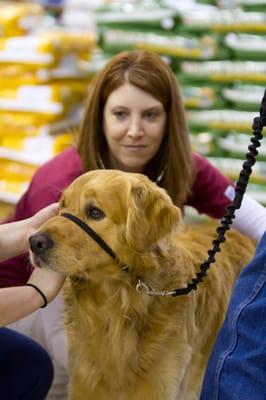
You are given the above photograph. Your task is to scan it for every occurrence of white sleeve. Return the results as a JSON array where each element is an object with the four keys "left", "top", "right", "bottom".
[{"left": 232, "top": 193, "right": 266, "bottom": 242}]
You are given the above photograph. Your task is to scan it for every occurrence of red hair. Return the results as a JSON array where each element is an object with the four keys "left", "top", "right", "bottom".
[{"left": 77, "top": 50, "right": 194, "bottom": 206}]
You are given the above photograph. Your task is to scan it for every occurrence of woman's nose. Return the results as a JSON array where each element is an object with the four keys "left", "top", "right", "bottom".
[{"left": 127, "top": 118, "right": 144, "bottom": 138}]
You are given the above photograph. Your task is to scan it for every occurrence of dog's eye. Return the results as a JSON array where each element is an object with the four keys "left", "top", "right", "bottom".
[{"left": 87, "top": 206, "right": 105, "bottom": 220}]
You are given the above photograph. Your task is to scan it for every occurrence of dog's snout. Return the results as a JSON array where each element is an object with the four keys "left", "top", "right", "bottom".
[{"left": 29, "top": 233, "right": 54, "bottom": 254}]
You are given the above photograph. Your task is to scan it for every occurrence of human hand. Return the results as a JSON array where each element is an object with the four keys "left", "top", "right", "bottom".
[
  {"left": 28, "top": 266, "right": 66, "bottom": 305},
  {"left": 0, "top": 203, "right": 60, "bottom": 261},
  {"left": 26, "top": 202, "right": 59, "bottom": 236},
  {"left": 22, "top": 203, "right": 59, "bottom": 250},
  {"left": 27, "top": 203, "right": 65, "bottom": 304}
]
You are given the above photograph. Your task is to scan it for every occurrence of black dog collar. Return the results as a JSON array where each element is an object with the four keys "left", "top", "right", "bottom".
[{"left": 61, "top": 213, "right": 129, "bottom": 272}]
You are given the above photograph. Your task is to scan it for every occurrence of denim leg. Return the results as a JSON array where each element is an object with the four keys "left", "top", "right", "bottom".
[
  {"left": 200, "top": 232, "right": 266, "bottom": 400},
  {"left": 0, "top": 327, "right": 54, "bottom": 400}
]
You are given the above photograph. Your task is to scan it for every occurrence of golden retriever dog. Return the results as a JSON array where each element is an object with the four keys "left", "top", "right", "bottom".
[{"left": 29, "top": 170, "right": 254, "bottom": 400}]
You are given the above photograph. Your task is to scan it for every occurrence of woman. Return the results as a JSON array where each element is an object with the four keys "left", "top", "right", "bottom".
[
  {"left": 0, "top": 50, "right": 265, "bottom": 398},
  {"left": 0, "top": 203, "right": 65, "bottom": 399}
]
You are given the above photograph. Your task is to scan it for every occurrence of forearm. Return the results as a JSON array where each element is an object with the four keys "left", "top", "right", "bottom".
[
  {"left": 0, "top": 264, "right": 65, "bottom": 326},
  {"left": 0, "top": 220, "right": 31, "bottom": 261},
  {"left": 0, "top": 285, "right": 44, "bottom": 326},
  {"left": 232, "top": 194, "right": 266, "bottom": 242}
]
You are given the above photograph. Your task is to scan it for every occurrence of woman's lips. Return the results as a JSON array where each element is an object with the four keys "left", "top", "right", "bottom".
[{"left": 123, "top": 145, "right": 147, "bottom": 151}]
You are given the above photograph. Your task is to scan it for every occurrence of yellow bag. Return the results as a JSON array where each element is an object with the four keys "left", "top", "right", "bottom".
[
  {"left": 0, "top": 2, "right": 44, "bottom": 37},
  {"left": 0, "top": 29, "right": 97, "bottom": 66},
  {"left": 0, "top": 82, "right": 87, "bottom": 117}
]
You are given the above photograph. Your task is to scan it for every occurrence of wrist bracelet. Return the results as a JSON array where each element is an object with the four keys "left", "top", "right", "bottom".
[{"left": 25, "top": 283, "right": 48, "bottom": 308}]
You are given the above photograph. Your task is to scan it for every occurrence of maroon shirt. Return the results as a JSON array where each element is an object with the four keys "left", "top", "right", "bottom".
[{"left": 0, "top": 146, "right": 233, "bottom": 287}]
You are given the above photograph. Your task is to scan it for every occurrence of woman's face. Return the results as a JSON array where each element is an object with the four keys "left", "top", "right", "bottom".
[{"left": 103, "top": 83, "right": 166, "bottom": 173}]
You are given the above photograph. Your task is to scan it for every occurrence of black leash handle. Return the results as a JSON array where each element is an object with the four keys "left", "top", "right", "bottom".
[{"left": 172, "top": 89, "right": 266, "bottom": 297}]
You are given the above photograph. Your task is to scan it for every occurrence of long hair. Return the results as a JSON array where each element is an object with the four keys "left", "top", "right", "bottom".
[{"left": 77, "top": 50, "right": 195, "bottom": 206}]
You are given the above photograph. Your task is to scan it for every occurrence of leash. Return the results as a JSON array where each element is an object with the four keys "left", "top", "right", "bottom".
[
  {"left": 62, "top": 89, "right": 266, "bottom": 298},
  {"left": 169, "top": 88, "right": 266, "bottom": 296}
]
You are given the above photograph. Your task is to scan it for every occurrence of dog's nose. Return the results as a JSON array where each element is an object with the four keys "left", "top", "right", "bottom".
[{"left": 29, "top": 233, "right": 54, "bottom": 254}]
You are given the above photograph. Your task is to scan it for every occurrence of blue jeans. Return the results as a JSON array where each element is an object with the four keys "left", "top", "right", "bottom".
[
  {"left": 200, "top": 231, "right": 266, "bottom": 400},
  {"left": 0, "top": 327, "right": 54, "bottom": 399}
]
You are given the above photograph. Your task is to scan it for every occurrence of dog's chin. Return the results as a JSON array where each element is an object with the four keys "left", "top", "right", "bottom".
[
  {"left": 29, "top": 252, "right": 68, "bottom": 274},
  {"left": 29, "top": 252, "right": 51, "bottom": 270}
]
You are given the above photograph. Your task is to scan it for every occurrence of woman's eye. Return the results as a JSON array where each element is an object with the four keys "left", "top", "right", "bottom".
[
  {"left": 113, "top": 110, "right": 127, "bottom": 120},
  {"left": 87, "top": 206, "right": 105, "bottom": 220},
  {"left": 144, "top": 111, "right": 158, "bottom": 120}
]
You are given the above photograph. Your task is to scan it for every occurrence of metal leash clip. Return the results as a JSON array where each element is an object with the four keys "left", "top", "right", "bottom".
[{"left": 136, "top": 279, "right": 176, "bottom": 297}]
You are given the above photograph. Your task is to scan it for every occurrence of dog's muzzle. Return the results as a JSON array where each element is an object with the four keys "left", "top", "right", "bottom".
[
  {"left": 29, "top": 233, "right": 54, "bottom": 255},
  {"left": 61, "top": 213, "right": 129, "bottom": 272}
]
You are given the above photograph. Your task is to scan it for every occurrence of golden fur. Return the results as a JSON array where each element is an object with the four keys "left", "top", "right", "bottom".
[{"left": 30, "top": 170, "right": 255, "bottom": 400}]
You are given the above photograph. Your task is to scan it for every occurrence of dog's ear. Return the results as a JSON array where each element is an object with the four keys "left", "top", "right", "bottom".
[{"left": 125, "top": 184, "right": 181, "bottom": 251}]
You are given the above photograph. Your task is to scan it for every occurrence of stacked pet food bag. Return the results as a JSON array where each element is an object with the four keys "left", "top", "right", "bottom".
[
  {"left": 0, "top": 1, "right": 96, "bottom": 217},
  {"left": 95, "top": 0, "right": 266, "bottom": 206}
]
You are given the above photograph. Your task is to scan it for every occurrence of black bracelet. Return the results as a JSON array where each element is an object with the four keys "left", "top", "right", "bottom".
[{"left": 25, "top": 283, "right": 48, "bottom": 308}]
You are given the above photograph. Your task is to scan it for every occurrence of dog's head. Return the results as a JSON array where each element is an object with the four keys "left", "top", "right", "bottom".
[{"left": 29, "top": 170, "right": 181, "bottom": 281}]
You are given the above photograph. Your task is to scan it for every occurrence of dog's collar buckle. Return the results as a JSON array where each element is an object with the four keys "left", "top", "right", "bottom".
[{"left": 136, "top": 279, "right": 175, "bottom": 297}]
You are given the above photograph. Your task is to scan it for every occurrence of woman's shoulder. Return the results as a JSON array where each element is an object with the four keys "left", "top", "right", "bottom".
[
  {"left": 33, "top": 146, "right": 83, "bottom": 185},
  {"left": 192, "top": 152, "right": 212, "bottom": 170},
  {"left": 38, "top": 146, "right": 82, "bottom": 172},
  {"left": 25, "top": 146, "right": 84, "bottom": 208},
  {"left": 192, "top": 152, "right": 232, "bottom": 187},
  {"left": 3, "top": 148, "right": 83, "bottom": 229},
  {"left": 187, "top": 152, "right": 234, "bottom": 218}
]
